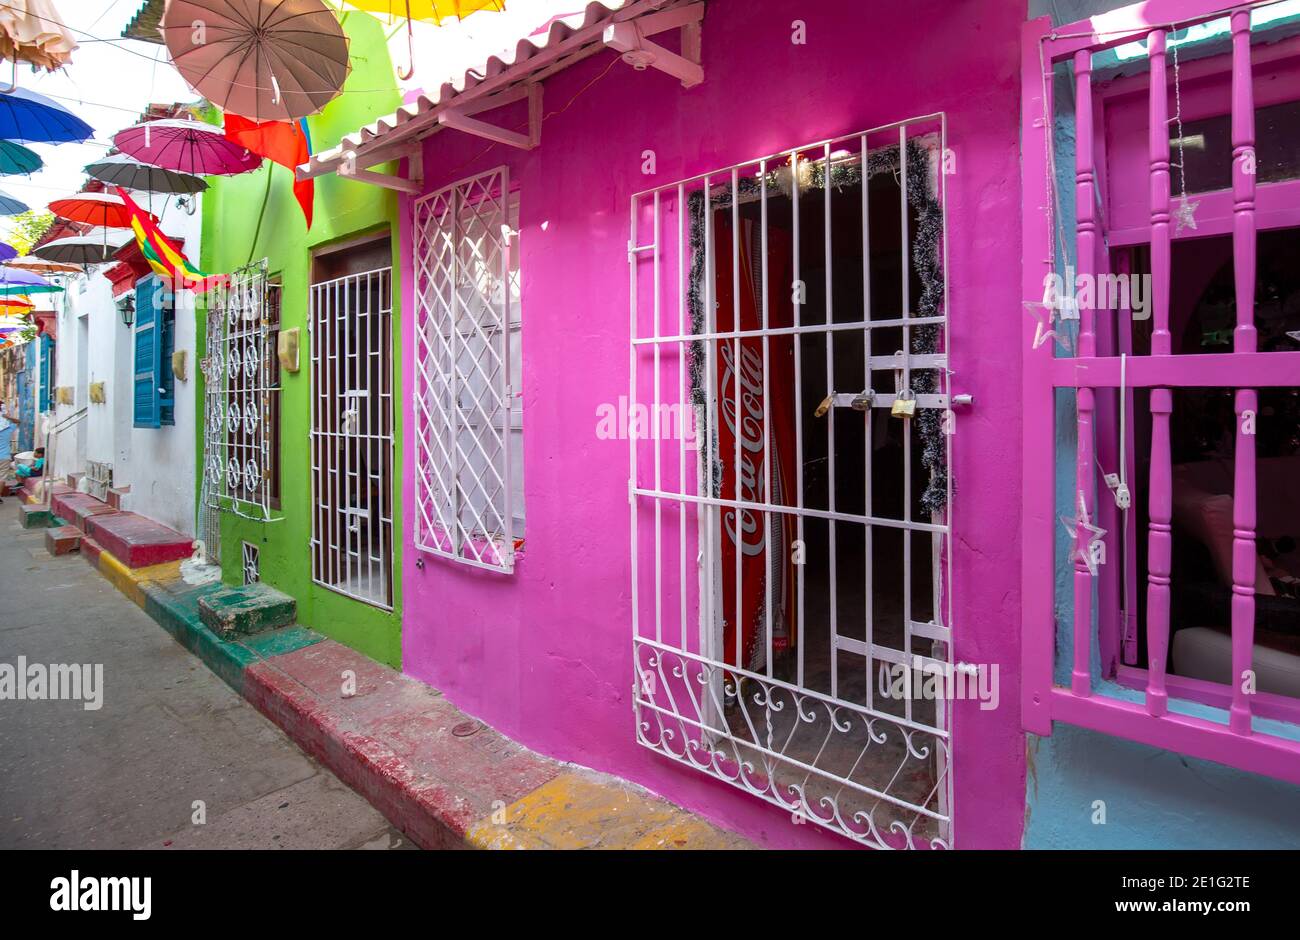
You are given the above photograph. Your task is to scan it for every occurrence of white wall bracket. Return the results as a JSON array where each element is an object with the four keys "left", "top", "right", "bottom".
[
  {"left": 602, "top": 2, "right": 704, "bottom": 88},
  {"left": 437, "top": 83, "right": 543, "bottom": 151},
  {"left": 336, "top": 146, "right": 423, "bottom": 194}
]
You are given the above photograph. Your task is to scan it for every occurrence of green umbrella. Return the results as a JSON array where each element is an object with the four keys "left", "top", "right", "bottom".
[{"left": 0, "top": 141, "right": 41, "bottom": 176}]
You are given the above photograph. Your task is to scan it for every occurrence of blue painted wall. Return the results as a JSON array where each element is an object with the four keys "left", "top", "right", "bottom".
[{"left": 1022, "top": 0, "right": 1300, "bottom": 849}]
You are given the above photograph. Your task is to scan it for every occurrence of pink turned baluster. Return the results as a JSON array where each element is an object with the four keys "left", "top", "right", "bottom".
[
  {"left": 1073, "top": 49, "right": 1098, "bottom": 697},
  {"left": 1230, "top": 9, "right": 1258, "bottom": 735},
  {"left": 1146, "top": 30, "right": 1172, "bottom": 717}
]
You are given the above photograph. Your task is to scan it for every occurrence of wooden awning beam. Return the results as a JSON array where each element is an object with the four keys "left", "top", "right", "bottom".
[{"left": 602, "top": 2, "right": 704, "bottom": 88}]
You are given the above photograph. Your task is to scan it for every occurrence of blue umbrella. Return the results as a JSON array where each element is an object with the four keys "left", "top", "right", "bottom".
[
  {"left": 0, "top": 87, "right": 93, "bottom": 144},
  {"left": 0, "top": 243, "right": 16, "bottom": 263},
  {"left": 0, "top": 187, "right": 28, "bottom": 215},
  {"left": 0, "top": 140, "right": 41, "bottom": 175}
]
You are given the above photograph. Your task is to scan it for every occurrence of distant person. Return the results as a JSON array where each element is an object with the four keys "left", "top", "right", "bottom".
[
  {"left": 0, "top": 404, "right": 14, "bottom": 500},
  {"left": 15, "top": 446, "right": 44, "bottom": 480}
]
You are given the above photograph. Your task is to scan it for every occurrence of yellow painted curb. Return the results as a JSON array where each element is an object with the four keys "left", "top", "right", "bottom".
[
  {"left": 97, "top": 551, "right": 147, "bottom": 608},
  {"left": 96, "top": 553, "right": 183, "bottom": 608},
  {"left": 464, "top": 770, "right": 752, "bottom": 850}
]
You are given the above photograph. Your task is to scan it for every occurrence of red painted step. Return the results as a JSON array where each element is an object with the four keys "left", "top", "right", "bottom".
[
  {"left": 84, "top": 512, "right": 193, "bottom": 569},
  {"left": 50, "top": 492, "right": 120, "bottom": 533},
  {"left": 45, "top": 525, "right": 82, "bottom": 556}
]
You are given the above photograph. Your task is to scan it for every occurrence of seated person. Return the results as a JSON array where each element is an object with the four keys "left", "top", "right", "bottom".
[{"left": 15, "top": 447, "right": 44, "bottom": 479}]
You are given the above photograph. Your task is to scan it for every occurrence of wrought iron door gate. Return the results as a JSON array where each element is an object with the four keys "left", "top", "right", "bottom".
[
  {"left": 629, "top": 116, "right": 956, "bottom": 848},
  {"left": 309, "top": 263, "right": 394, "bottom": 609}
]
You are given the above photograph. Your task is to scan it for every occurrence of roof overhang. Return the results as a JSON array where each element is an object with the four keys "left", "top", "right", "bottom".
[{"left": 299, "top": 0, "right": 705, "bottom": 190}]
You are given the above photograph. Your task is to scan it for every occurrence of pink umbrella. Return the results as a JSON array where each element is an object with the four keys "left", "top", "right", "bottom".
[
  {"left": 113, "top": 118, "right": 263, "bottom": 177},
  {"left": 161, "top": 0, "right": 350, "bottom": 123}
]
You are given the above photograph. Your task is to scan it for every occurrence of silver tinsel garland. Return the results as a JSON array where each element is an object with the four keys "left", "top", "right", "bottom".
[{"left": 685, "top": 140, "right": 948, "bottom": 514}]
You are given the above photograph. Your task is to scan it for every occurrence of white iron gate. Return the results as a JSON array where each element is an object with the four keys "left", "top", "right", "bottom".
[
  {"left": 309, "top": 264, "right": 394, "bottom": 608},
  {"left": 412, "top": 166, "right": 521, "bottom": 572},
  {"left": 629, "top": 116, "right": 956, "bottom": 848},
  {"left": 202, "top": 258, "right": 278, "bottom": 523}
]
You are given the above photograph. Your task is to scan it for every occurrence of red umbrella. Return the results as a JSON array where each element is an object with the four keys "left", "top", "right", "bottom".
[{"left": 48, "top": 192, "right": 157, "bottom": 228}]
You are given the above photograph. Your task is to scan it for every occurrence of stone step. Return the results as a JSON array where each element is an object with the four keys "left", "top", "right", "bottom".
[
  {"left": 45, "top": 525, "right": 82, "bottom": 556},
  {"left": 18, "top": 503, "right": 55, "bottom": 529},
  {"left": 83, "top": 512, "right": 193, "bottom": 569},
  {"left": 198, "top": 583, "right": 297, "bottom": 639},
  {"left": 50, "top": 492, "right": 120, "bottom": 533}
]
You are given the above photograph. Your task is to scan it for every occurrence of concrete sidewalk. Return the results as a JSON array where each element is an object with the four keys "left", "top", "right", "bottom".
[
  {"left": 0, "top": 517, "right": 411, "bottom": 849},
  {"left": 9, "top": 488, "right": 753, "bottom": 850}
]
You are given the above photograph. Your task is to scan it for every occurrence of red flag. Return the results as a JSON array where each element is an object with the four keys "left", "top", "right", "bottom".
[{"left": 223, "top": 114, "right": 314, "bottom": 229}]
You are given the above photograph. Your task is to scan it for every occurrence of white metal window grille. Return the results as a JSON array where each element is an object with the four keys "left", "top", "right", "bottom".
[
  {"left": 242, "top": 541, "right": 260, "bottom": 584},
  {"left": 202, "top": 259, "right": 280, "bottom": 522},
  {"left": 310, "top": 264, "right": 394, "bottom": 609},
  {"left": 85, "top": 459, "right": 112, "bottom": 502},
  {"left": 412, "top": 166, "right": 523, "bottom": 573},
  {"left": 630, "top": 115, "right": 955, "bottom": 848}
]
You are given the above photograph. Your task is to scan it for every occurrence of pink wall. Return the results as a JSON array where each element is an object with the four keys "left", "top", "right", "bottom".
[{"left": 399, "top": 0, "right": 1028, "bottom": 848}]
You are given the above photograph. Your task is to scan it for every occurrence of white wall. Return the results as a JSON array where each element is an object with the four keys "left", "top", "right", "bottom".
[
  {"left": 40, "top": 188, "right": 202, "bottom": 537},
  {"left": 122, "top": 191, "right": 202, "bottom": 537}
]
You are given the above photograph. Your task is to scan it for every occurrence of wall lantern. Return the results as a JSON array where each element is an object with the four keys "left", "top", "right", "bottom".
[{"left": 118, "top": 295, "right": 135, "bottom": 328}]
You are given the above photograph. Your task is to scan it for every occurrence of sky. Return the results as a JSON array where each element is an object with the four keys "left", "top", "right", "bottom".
[{"left": 0, "top": 0, "right": 580, "bottom": 243}]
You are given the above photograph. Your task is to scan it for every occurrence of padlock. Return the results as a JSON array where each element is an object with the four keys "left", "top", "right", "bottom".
[
  {"left": 814, "top": 394, "right": 834, "bottom": 418},
  {"left": 850, "top": 390, "right": 875, "bottom": 412},
  {"left": 891, "top": 389, "right": 916, "bottom": 418}
]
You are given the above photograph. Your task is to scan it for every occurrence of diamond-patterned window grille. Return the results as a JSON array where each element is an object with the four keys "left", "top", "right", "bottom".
[{"left": 413, "top": 166, "right": 523, "bottom": 573}]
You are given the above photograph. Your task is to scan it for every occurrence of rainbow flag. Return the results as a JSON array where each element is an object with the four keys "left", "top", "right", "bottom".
[{"left": 114, "top": 186, "right": 225, "bottom": 293}]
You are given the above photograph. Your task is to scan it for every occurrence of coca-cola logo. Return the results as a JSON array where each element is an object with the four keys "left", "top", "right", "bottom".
[{"left": 719, "top": 341, "right": 766, "bottom": 557}]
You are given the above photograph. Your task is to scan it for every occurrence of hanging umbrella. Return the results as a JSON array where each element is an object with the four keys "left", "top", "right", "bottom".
[
  {"left": 0, "top": 186, "right": 27, "bottom": 214},
  {"left": 0, "top": 295, "right": 33, "bottom": 312},
  {"left": 114, "top": 119, "right": 262, "bottom": 176},
  {"left": 0, "top": 266, "right": 61, "bottom": 294},
  {"left": 0, "top": 242, "right": 14, "bottom": 263},
  {"left": 4, "top": 256, "right": 80, "bottom": 274},
  {"left": 0, "top": 139, "right": 39, "bottom": 174},
  {"left": 84, "top": 153, "right": 207, "bottom": 194},
  {"left": 49, "top": 192, "right": 157, "bottom": 228},
  {"left": 344, "top": 0, "right": 504, "bottom": 24},
  {"left": 0, "top": 0, "right": 77, "bottom": 73},
  {"left": 29, "top": 227, "right": 131, "bottom": 266},
  {"left": 161, "top": 0, "right": 351, "bottom": 123},
  {"left": 0, "top": 86, "right": 93, "bottom": 143}
]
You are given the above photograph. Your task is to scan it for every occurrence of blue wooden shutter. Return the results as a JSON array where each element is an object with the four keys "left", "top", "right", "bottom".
[
  {"left": 38, "top": 335, "right": 51, "bottom": 412},
  {"left": 158, "top": 280, "right": 176, "bottom": 426},
  {"left": 133, "top": 278, "right": 160, "bottom": 428}
]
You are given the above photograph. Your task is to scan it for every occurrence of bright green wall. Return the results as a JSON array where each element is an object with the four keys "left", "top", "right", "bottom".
[{"left": 197, "top": 11, "right": 404, "bottom": 667}]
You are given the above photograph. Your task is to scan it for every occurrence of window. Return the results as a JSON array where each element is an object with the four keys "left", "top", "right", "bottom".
[
  {"left": 309, "top": 235, "right": 394, "bottom": 608},
  {"left": 630, "top": 118, "right": 955, "bottom": 848},
  {"left": 242, "top": 541, "right": 260, "bottom": 584},
  {"left": 412, "top": 166, "right": 523, "bottom": 573},
  {"left": 1022, "top": 4, "right": 1300, "bottom": 784},
  {"left": 132, "top": 275, "right": 175, "bottom": 428},
  {"left": 202, "top": 260, "right": 280, "bottom": 520},
  {"left": 38, "top": 334, "right": 52, "bottom": 413}
]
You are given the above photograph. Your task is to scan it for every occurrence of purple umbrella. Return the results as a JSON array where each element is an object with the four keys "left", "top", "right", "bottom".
[
  {"left": 113, "top": 119, "right": 262, "bottom": 177},
  {"left": 0, "top": 243, "right": 15, "bottom": 263},
  {"left": 0, "top": 266, "right": 61, "bottom": 295}
]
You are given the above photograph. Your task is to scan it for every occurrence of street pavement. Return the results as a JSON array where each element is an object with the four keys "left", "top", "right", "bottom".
[{"left": 0, "top": 513, "right": 411, "bottom": 849}]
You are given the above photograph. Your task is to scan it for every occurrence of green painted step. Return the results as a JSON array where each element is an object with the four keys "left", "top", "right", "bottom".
[{"left": 197, "top": 582, "right": 297, "bottom": 639}]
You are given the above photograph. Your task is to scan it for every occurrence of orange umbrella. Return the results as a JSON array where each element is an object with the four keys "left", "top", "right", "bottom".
[
  {"left": 0, "top": 0, "right": 76, "bottom": 73},
  {"left": 48, "top": 192, "right": 157, "bottom": 229},
  {"left": 4, "top": 257, "right": 79, "bottom": 275}
]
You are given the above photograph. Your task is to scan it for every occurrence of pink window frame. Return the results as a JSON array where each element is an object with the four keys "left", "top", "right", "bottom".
[{"left": 1021, "top": 0, "right": 1300, "bottom": 786}]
